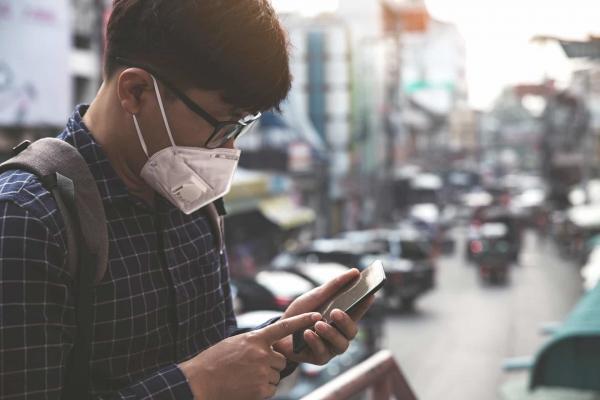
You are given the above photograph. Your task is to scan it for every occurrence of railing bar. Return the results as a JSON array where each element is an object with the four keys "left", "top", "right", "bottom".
[
  {"left": 300, "top": 350, "right": 418, "bottom": 400},
  {"left": 389, "top": 367, "right": 418, "bottom": 400},
  {"left": 372, "top": 377, "right": 391, "bottom": 400}
]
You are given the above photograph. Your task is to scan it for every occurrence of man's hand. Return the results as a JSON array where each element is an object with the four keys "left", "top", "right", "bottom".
[
  {"left": 179, "top": 312, "right": 321, "bottom": 400},
  {"left": 273, "top": 268, "right": 375, "bottom": 365}
]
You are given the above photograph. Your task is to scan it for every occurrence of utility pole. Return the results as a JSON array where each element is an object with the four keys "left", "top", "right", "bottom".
[
  {"left": 380, "top": 3, "right": 402, "bottom": 224},
  {"left": 93, "top": 0, "right": 107, "bottom": 87}
]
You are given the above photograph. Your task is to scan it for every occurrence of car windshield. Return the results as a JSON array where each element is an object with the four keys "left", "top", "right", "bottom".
[{"left": 388, "top": 239, "right": 429, "bottom": 260}]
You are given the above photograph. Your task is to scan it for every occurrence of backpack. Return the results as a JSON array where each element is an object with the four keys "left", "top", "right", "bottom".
[{"left": 0, "top": 138, "right": 224, "bottom": 399}]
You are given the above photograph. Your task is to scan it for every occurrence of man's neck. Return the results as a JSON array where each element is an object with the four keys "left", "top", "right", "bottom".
[{"left": 82, "top": 84, "right": 156, "bottom": 207}]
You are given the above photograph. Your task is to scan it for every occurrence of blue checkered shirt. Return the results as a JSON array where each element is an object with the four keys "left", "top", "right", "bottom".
[{"left": 0, "top": 105, "right": 246, "bottom": 399}]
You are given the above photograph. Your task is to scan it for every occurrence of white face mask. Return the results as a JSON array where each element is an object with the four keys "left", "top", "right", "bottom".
[{"left": 132, "top": 76, "right": 240, "bottom": 215}]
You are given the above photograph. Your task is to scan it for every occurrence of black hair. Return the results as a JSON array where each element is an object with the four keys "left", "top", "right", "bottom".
[{"left": 105, "top": 0, "right": 292, "bottom": 112}]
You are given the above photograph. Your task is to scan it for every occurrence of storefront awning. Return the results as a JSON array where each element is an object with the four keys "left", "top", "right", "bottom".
[
  {"left": 227, "top": 169, "right": 270, "bottom": 202},
  {"left": 559, "top": 40, "right": 600, "bottom": 59},
  {"left": 530, "top": 285, "right": 600, "bottom": 391},
  {"left": 258, "top": 196, "right": 316, "bottom": 230}
]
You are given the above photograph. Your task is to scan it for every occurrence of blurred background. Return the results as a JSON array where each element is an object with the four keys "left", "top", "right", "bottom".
[{"left": 2, "top": 0, "right": 600, "bottom": 399}]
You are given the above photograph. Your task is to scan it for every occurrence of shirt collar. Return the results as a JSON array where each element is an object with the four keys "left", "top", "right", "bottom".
[{"left": 58, "top": 104, "right": 135, "bottom": 205}]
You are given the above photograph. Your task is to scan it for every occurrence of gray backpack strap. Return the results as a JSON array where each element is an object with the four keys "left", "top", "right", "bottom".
[
  {"left": 41, "top": 171, "right": 96, "bottom": 400},
  {"left": 0, "top": 138, "right": 108, "bottom": 284},
  {"left": 204, "top": 202, "right": 225, "bottom": 254},
  {"left": 0, "top": 138, "right": 108, "bottom": 400}
]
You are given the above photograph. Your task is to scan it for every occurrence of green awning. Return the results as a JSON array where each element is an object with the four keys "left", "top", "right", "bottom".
[
  {"left": 530, "top": 286, "right": 600, "bottom": 392},
  {"left": 559, "top": 40, "right": 600, "bottom": 60},
  {"left": 502, "top": 376, "right": 600, "bottom": 400},
  {"left": 586, "top": 235, "right": 600, "bottom": 252}
]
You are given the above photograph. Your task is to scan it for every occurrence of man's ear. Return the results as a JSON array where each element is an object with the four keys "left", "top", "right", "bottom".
[{"left": 117, "top": 68, "right": 153, "bottom": 115}]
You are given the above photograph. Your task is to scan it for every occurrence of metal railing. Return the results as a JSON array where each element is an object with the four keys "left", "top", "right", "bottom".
[{"left": 301, "top": 350, "right": 418, "bottom": 400}]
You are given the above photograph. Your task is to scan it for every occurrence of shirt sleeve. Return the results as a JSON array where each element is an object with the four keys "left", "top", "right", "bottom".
[
  {"left": 102, "top": 365, "right": 193, "bottom": 400},
  {"left": 0, "top": 200, "right": 194, "bottom": 400},
  {"left": 0, "top": 200, "right": 74, "bottom": 399}
]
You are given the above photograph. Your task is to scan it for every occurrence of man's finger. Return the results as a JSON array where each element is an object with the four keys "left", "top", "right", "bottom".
[
  {"left": 314, "top": 321, "right": 350, "bottom": 355},
  {"left": 304, "top": 329, "right": 331, "bottom": 365},
  {"left": 348, "top": 294, "right": 375, "bottom": 321},
  {"left": 329, "top": 309, "right": 359, "bottom": 339},
  {"left": 313, "top": 268, "right": 360, "bottom": 302},
  {"left": 269, "top": 350, "right": 287, "bottom": 372},
  {"left": 268, "top": 369, "right": 281, "bottom": 386},
  {"left": 258, "top": 313, "right": 321, "bottom": 344}
]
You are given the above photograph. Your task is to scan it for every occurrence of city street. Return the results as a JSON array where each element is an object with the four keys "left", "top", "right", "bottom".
[
  {"left": 383, "top": 227, "right": 584, "bottom": 400},
  {"left": 2, "top": 1, "right": 599, "bottom": 399}
]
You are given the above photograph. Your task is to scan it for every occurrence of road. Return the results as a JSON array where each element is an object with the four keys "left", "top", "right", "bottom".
[{"left": 383, "top": 228, "right": 584, "bottom": 400}]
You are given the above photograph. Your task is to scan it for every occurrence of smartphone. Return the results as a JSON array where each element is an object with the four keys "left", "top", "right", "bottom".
[{"left": 292, "top": 259, "right": 386, "bottom": 354}]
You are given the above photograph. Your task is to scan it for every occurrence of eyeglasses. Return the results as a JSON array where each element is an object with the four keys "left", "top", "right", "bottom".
[{"left": 115, "top": 57, "right": 261, "bottom": 149}]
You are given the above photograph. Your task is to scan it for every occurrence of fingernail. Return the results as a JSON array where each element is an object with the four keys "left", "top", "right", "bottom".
[
  {"left": 311, "top": 313, "right": 322, "bottom": 322},
  {"left": 332, "top": 310, "right": 342, "bottom": 322}
]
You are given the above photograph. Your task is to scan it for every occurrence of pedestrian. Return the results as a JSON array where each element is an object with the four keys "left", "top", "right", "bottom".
[{"left": 0, "top": 1, "right": 374, "bottom": 399}]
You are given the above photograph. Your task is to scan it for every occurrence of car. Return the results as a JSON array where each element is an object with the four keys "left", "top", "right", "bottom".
[
  {"left": 254, "top": 270, "right": 316, "bottom": 311},
  {"left": 443, "top": 169, "right": 482, "bottom": 204},
  {"left": 467, "top": 206, "right": 522, "bottom": 263},
  {"left": 230, "top": 277, "right": 278, "bottom": 314},
  {"left": 294, "top": 238, "right": 384, "bottom": 267},
  {"left": 461, "top": 189, "right": 494, "bottom": 224},
  {"left": 473, "top": 223, "right": 513, "bottom": 284},
  {"left": 319, "top": 233, "right": 436, "bottom": 310},
  {"left": 359, "top": 254, "right": 433, "bottom": 310},
  {"left": 341, "top": 226, "right": 435, "bottom": 270},
  {"left": 405, "top": 204, "right": 456, "bottom": 256},
  {"left": 408, "top": 173, "right": 443, "bottom": 205}
]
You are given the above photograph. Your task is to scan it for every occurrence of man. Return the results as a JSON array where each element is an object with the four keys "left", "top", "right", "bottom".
[{"left": 0, "top": 0, "right": 374, "bottom": 399}]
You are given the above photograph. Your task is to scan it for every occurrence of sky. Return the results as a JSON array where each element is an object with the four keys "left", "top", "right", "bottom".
[
  {"left": 271, "top": 0, "right": 340, "bottom": 16},
  {"left": 271, "top": 0, "right": 600, "bottom": 110},
  {"left": 424, "top": 0, "right": 600, "bottom": 109}
]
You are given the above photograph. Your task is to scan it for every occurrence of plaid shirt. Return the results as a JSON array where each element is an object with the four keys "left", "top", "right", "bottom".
[{"left": 0, "top": 105, "right": 250, "bottom": 399}]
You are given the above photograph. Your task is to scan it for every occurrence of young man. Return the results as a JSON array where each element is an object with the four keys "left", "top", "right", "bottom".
[{"left": 0, "top": 0, "right": 373, "bottom": 399}]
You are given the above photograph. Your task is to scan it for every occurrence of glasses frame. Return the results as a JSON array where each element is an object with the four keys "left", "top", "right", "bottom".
[{"left": 115, "top": 57, "right": 261, "bottom": 149}]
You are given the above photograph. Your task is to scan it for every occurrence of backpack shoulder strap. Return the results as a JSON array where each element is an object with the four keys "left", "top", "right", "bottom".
[
  {"left": 204, "top": 202, "right": 225, "bottom": 254},
  {"left": 0, "top": 138, "right": 108, "bottom": 399},
  {"left": 0, "top": 138, "right": 108, "bottom": 284}
]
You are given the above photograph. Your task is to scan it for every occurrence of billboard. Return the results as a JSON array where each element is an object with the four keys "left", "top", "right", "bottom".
[{"left": 0, "top": 0, "right": 71, "bottom": 127}]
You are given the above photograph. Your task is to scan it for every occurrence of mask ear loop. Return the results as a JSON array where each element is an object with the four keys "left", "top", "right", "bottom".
[
  {"left": 151, "top": 75, "right": 177, "bottom": 152},
  {"left": 132, "top": 114, "right": 149, "bottom": 158}
]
